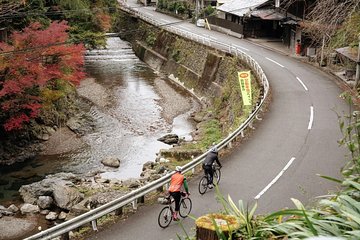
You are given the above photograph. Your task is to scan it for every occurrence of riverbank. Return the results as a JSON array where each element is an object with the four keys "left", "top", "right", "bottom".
[{"left": 41, "top": 74, "right": 200, "bottom": 156}]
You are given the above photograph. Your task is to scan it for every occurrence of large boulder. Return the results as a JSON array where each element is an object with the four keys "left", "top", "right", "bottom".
[
  {"left": 19, "top": 172, "right": 79, "bottom": 204},
  {"left": 101, "top": 157, "right": 120, "bottom": 168},
  {"left": 19, "top": 179, "right": 55, "bottom": 204},
  {"left": 19, "top": 172, "right": 83, "bottom": 210},
  {"left": 157, "top": 134, "right": 179, "bottom": 145},
  {"left": 0, "top": 216, "right": 37, "bottom": 240},
  {"left": 52, "top": 184, "right": 84, "bottom": 210}
]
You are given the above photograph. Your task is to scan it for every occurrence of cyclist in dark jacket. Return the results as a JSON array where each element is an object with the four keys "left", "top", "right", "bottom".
[{"left": 202, "top": 147, "right": 222, "bottom": 188}]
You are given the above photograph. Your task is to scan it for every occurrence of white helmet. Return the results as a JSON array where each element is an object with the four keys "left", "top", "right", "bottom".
[
  {"left": 175, "top": 166, "right": 182, "bottom": 172},
  {"left": 210, "top": 147, "right": 218, "bottom": 153}
]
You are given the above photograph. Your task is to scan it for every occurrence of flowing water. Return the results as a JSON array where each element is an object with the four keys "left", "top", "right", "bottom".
[{"left": 0, "top": 37, "right": 199, "bottom": 202}]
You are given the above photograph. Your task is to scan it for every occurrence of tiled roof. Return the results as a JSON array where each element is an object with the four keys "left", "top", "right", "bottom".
[
  {"left": 217, "top": 0, "right": 269, "bottom": 16},
  {"left": 251, "top": 9, "right": 284, "bottom": 20}
]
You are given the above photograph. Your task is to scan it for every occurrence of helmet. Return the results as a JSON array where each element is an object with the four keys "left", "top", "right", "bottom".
[
  {"left": 175, "top": 166, "right": 182, "bottom": 172},
  {"left": 210, "top": 147, "right": 218, "bottom": 153}
]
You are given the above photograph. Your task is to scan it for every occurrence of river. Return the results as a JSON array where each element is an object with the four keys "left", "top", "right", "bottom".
[{"left": 0, "top": 37, "right": 200, "bottom": 203}]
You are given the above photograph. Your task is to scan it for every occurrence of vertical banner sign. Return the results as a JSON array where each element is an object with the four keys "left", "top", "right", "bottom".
[{"left": 238, "top": 71, "right": 252, "bottom": 106}]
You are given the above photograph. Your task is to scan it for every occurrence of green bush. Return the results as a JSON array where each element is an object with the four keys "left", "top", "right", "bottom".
[
  {"left": 203, "top": 5, "right": 215, "bottom": 17},
  {"left": 176, "top": 3, "right": 186, "bottom": 15},
  {"left": 146, "top": 32, "right": 157, "bottom": 46},
  {"left": 168, "top": 2, "right": 176, "bottom": 12}
]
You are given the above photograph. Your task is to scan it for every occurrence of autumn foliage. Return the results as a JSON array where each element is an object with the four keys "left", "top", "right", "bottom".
[{"left": 0, "top": 21, "right": 85, "bottom": 132}]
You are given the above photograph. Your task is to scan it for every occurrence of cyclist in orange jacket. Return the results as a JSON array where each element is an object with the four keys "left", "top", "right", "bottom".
[{"left": 168, "top": 166, "right": 189, "bottom": 221}]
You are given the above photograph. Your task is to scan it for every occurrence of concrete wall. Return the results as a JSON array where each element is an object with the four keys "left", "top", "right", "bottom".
[{"left": 115, "top": 11, "right": 261, "bottom": 131}]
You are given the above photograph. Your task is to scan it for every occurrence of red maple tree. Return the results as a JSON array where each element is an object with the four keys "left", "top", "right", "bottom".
[{"left": 0, "top": 21, "right": 85, "bottom": 132}]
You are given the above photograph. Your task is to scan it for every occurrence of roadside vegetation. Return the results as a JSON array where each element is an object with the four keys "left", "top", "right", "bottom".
[{"left": 0, "top": 0, "right": 118, "bottom": 163}]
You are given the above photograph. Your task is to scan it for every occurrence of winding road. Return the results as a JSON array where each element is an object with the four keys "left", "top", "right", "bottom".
[{"left": 88, "top": 1, "right": 349, "bottom": 239}]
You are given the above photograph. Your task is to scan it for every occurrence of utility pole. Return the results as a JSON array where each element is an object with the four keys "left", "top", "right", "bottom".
[
  {"left": 355, "top": 35, "right": 360, "bottom": 89},
  {"left": 320, "top": 35, "right": 325, "bottom": 67},
  {"left": 195, "top": 0, "right": 199, "bottom": 21}
]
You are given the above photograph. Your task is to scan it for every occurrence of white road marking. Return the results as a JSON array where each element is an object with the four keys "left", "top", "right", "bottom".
[
  {"left": 161, "top": 19, "right": 171, "bottom": 23},
  {"left": 296, "top": 77, "right": 308, "bottom": 91},
  {"left": 146, "top": 13, "right": 154, "bottom": 16},
  {"left": 266, "top": 57, "right": 284, "bottom": 68},
  {"left": 232, "top": 44, "right": 249, "bottom": 51},
  {"left": 180, "top": 26, "right": 191, "bottom": 31},
  {"left": 308, "top": 106, "right": 314, "bottom": 130},
  {"left": 254, "top": 157, "right": 296, "bottom": 200}
]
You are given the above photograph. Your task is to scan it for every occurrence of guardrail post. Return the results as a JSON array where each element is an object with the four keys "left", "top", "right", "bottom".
[
  {"left": 241, "top": 131, "right": 244, "bottom": 138},
  {"left": 249, "top": 121, "right": 255, "bottom": 129},
  {"left": 227, "top": 141, "right": 232, "bottom": 149},
  {"left": 91, "top": 219, "right": 98, "bottom": 231},
  {"left": 115, "top": 207, "right": 123, "bottom": 216},
  {"left": 138, "top": 195, "right": 145, "bottom": 204},
  {"left": 132, "top": 199, "right": 138, "bottom": 210},
  {"left": 157, "top": 185, "right": 164, "bottom": 192},
  {"left": 60, "top": 232, "right": 70, "bottom": 240}
]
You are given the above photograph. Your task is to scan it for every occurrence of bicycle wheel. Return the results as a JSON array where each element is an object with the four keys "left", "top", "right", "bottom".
[
  {"left": 158, "top": 206, "right": 172, "bottom": 228},
  {"left": 198, "top": 176, "right": 208, "bottom": 195},
  {"left": 214, "top": 168, "right": 221, "bottom": 184},
  {"left": 179, "top": 198, "right": 192, "bottom": 218}
]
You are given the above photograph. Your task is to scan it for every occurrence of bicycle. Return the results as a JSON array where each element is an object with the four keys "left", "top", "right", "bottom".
[
  {"left": 198, "top": 164, "right": 221, "bottom": 194},
  {"left": 157, "top": 192, "right": 192, "bottom": 228}
]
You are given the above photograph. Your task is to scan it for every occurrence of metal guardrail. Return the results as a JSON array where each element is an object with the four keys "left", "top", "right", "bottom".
[{"left": 25, "top": 4, "right": 269, "bottom": 240}]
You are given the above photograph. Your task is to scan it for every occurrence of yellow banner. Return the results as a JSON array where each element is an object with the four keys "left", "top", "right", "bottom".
[{"left": 238, "top": 71, "right": 252, "bottom": 106}]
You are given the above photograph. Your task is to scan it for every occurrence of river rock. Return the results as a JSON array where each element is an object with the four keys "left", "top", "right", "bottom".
[
  {"left": 0, "top": 216, "right": 37, "bottom": 240},
  {"left": 156, "top": 166, "right": 167, "bottom": 174},
  {"left": 159, "top": 157, "right": 169, "bottom": 163},
  {"left": 122, "top": 178, "right": 141, "bottom": 189},
  {"left": 20, "top": 203, "right": 40, "bottom": 214},
  {"left": 19, "top": 178, "right": 60, "bottom": 204},
  {"left": 148, "top": 173, "right": 161, "bottom": 182},
  {"left": 52, "top": 184, "right": 84, "bottom": 210},
  {"left": 70, "top": 191, "right": 125, "bottom": 218},
  {"left": 58, "top": 211, "right": 67, "bottom": 220},
  {"left": 142, "top": 161, "right": 155, "bottom": 171},
  {"left": 157, "top": 134, "right": 179, "bottom": 144},
  {"left": 140, "top": 169, "right": 157, "bottom": 178},
  {"left": 40, "top": 210, "right": 50, "bottom": 215},
  {"left": 37, "top": 196, "right": 53, "bottom": 209},
  {"left": 45, "top": 211, "right": 58, "bottom": 221},
  {"left": 0, "top": 205, "right": 14, "bottom": 216},
  {"left": 101, "top": 157, "right": 120, "bottom": 168},
  {"left": 19, "top": 172, "right": 80, "bottom": 205},
  {"left": 7, "top": 204, "right": 19, "bottom": 213}
]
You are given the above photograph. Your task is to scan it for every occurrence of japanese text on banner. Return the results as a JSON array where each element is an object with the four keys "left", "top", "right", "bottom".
[{"left": 238, "top": 71, "right": 252, "bottom": 106}]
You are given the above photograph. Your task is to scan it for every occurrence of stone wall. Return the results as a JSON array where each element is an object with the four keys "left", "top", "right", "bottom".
[{"left": 114, "top": 11, "right": 261, "bottom": 135}]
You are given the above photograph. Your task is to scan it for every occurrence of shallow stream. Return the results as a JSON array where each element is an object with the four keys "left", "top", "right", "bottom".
[{"left": 0, "top": 37, "right": 199, "bottom": 203}]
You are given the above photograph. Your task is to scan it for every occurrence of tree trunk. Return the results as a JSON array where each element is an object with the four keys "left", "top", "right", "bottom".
[{"left": 195, "top": 214, "right": 240, "bottom": 240}]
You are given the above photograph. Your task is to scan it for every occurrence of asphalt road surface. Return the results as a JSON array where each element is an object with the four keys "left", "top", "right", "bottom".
[{"left": 87, "top": 2, "right": 350, "bottom": 239}]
